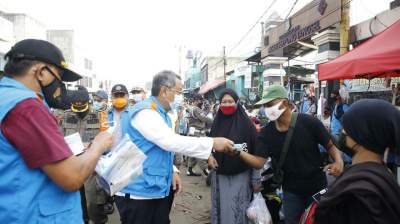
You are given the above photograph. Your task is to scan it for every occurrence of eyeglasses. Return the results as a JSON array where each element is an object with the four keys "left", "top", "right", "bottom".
[{"left": 168, "top": 87, "right": 183, "bottom": 95}]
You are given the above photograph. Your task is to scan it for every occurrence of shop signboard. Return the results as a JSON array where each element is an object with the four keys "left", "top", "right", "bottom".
[
  {"left": 234, "top": 62, "right": 250, "bottom": 76},
  {"left": 349, "top": 77, "right": 400, "bottom": 92},
  {"left": 244, "top": 66, "right": 252, "bottom": 89},
  {"left": 262, "top": 0, "right": 341, "bottom": 57}
]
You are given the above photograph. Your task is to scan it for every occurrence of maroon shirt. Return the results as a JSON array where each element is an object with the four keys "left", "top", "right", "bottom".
[{"left": 1, "top": 98, "right": 72, "bottom": 169}]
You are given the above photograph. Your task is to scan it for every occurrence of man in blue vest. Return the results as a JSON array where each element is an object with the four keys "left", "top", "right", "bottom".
[
  {"left": 330, "top": 89, "right": 351, "bottom": 163},
  {"left": 0, "top": 39, "right": 112, "bottom": 224},
  {"left": 114, "top": 70, "right": 235, "bottom": 224}
]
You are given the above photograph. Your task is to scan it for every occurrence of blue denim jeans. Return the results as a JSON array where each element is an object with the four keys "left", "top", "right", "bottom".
[{"left": 282, "top": 191, "right": 314, "bottom": 224}]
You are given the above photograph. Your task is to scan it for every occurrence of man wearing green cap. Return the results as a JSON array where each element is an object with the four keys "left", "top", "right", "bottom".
[{"left": 238, "top": 85, "right": 344, "bottom": 224}]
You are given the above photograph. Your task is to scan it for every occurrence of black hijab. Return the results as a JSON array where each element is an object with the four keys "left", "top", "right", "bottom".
[
  {"left": 315, "top": 99, "right": 400, "bottom": 224},
  {"left": 342, "top": 99, "right": 400, "bottom": 155},
  {"left": 210, "top": 89, "right": 257, "bottom": 175},
  {"left": 314, "top": 162, "right": 400, "bottom": 224}
]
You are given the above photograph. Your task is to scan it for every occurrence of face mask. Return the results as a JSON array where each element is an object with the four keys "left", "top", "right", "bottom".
[
  {"left": 133, "top": 94, "right": 143, "bottom": 103},
  {"left": 219, "top": 104, "right": 237, "bottom": 115},
  {"left": 164, "top": 89, "right": 176, "bottom": 111},
  {"left": 338, "top": 132, "right": 356, "bottom": 157},
  {"left": 40, "top": 77, "right": 69, "bottom": 109},
  {"left": 265, "top": 101, "right": 286, "bottom": 121},
  {"left": 172, "top": 95, "right": 184, "bottom": 110},
  {"left": 93, "top": 101, "right": 105, "bottom": 111},
  {"left": 112, "top": 98, "right": 128, "bottom": 109}
]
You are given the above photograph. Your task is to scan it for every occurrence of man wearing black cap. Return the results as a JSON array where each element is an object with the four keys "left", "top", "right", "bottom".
[
  {"left": 0, "top": 39, "right": 112, "bottom": 224},
  {"left": 108, "top": 84, "right": 131, "bottom": 145}
]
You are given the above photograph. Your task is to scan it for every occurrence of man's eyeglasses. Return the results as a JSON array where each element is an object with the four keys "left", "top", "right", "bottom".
[{"left": 168, "top": 87, "right": 183, "bottom": 95}]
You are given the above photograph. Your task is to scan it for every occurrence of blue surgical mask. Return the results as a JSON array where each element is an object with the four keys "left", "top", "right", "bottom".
[
  {"left": 170, "top": 95, "right": 184, "bottom": 111},
  {"left": 93, "top": 101, "right": 105, "bottom": 111},
  {"left": 133, "top": 94, "right": 143, "bottom": 103}
]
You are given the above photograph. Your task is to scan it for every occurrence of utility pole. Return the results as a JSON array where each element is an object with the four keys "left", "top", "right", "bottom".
[
  {"left": 340, "top": 0, "right": 350, "bottom": 55},
  {"left": 178, "top": 46, "right": 182, "bottom": 76},
  {"left": 340, "top": 0, "right": 350, "bottom": 85},
  {"left": 261, "top": 22, "right": 265, "bottom": 47},
  {"left": 223, "top": 46, "right": 226, "bottom": 80}
]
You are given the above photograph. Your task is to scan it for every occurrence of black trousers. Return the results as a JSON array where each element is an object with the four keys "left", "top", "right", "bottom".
[{"left": 115, "top": 191, "right": 175, "bottom": 224}]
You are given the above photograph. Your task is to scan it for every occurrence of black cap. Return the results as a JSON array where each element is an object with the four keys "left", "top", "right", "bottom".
[
  {"left": 111, "top": 84, "right": 128, "bottom": 94},
  {"left": 70, "top": 86, "right": 90, "bottom": 103},
  {"left": 5, "top": 39, "right": 82, "bottom": 82}
]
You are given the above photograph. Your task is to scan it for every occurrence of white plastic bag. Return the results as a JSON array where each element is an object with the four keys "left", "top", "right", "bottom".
[
  {"left": 95, "top": 134, "right": 147, "bottom": 195},
  {"left": 247, "top": 193, "right": 272, "bottom": 224}
]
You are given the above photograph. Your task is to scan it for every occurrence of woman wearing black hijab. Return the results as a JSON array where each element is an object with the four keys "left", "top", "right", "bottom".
[
  {"left": 208, "top": 89, "right": 260, "bottom": 224},
  {"left": 314, "top": 99, "right": 400, "bottom": 224}
]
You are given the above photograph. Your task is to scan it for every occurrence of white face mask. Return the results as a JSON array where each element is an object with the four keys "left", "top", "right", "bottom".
[{"left": 265, "top": 101, "right": 286, "bottom": 121}]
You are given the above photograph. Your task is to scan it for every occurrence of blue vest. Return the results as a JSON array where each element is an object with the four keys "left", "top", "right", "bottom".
[
  {"left": 0, "top": 77, "right": 82, "bottom": 224},
  {"left": 107, "top": 106, "right": 131, "bottom": 135},
  {"left": 330, "top": 103, "right": 349, "bottom": 136},
  {"left": 121, "top": 96, "right": 174, "bottom": 198}
]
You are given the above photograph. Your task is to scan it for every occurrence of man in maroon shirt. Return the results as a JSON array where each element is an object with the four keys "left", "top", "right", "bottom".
[{"left": 0, "top": 39, "right": 112, "bottom": 223}]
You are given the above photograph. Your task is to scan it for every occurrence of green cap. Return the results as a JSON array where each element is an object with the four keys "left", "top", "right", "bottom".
[{"left": 256, "top": 85, "right": 288, "bottom": 105}]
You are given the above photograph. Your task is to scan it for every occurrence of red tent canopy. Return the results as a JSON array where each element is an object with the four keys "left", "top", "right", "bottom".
[{"left": 318, "top": 19, "right": 400, "bottom": 81}]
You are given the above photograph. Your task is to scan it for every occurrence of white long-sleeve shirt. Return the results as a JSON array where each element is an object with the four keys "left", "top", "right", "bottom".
[
  {"left": 131, "top": 109, "right": 213, "bottom": 159},
  {"left": 116, "top": 108, "right": 213, "bottom": 200}
]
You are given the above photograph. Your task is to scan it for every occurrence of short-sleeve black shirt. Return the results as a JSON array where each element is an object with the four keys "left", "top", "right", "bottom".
[{"left": 255, "top": 113, "right": 331, "bottom": 196}]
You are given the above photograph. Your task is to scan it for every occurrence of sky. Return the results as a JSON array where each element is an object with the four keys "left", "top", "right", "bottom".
[{"left": 0, "top": 0, "right": 392, "bottom": 89}]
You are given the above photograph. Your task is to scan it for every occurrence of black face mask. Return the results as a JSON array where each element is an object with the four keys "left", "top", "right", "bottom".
[
  {"left": 338, "top": 132, "right": 356, "bottom": 158},
  {"left": 39, "top": 67, "right": 69, "bottom": 110}
]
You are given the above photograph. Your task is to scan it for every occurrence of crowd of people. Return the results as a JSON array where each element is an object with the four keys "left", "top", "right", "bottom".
[{"left": 1, "top": 38, "right": 400, "bottom": 224}]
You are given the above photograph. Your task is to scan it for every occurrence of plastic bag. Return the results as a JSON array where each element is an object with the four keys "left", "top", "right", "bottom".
[
  {"left": 247, "top": 193, "right": 272, "bottom": 224},
  {"left": 95, "top": 134, "right": 147, "bottom": 195}
]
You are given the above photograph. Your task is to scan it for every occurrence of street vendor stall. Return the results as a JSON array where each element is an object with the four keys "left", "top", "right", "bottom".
[
  {"left": 318, "top": 19, "right": 400, "bottom": 81},
  {"left": 318, "top": 19, "right": 400, "bottom": 105}
]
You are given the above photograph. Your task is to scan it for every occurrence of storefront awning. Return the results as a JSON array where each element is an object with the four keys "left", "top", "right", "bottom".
[
  {"left": 318, "top": 19, "right": 400, "bottom": 81},
  {"left": 244, "top": 52, "right": 261, "bottom": 63},
  {"left": 198, "top": 79, "right": 226, "bottom": 95}
]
